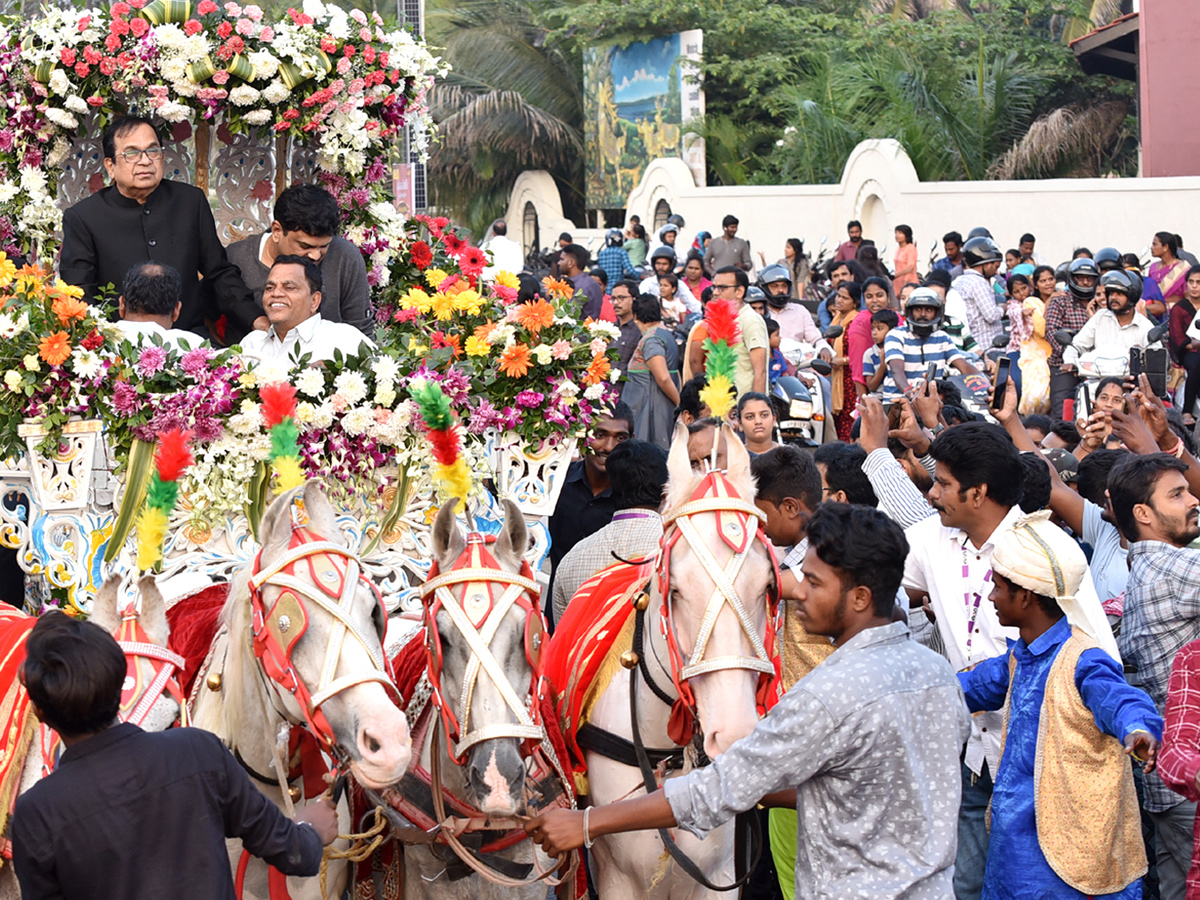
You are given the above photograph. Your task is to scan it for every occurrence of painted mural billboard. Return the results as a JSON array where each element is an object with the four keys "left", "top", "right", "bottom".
[{"left": 584, "top": 30, "right": 704, "bottom": 209}]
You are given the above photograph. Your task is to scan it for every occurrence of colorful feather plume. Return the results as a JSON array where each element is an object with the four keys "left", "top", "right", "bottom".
[
  {"left": 135, "top": 429, "right": 194, "bottom": 572},
  {"left": 700, "top": 298, "right": 741, "bottom": 419},
  {"left": 259, "top": 382, "right": 306, "bottom": 494},
  {"left": 411, "top": 380, "right": 471, "bottom": 503}
]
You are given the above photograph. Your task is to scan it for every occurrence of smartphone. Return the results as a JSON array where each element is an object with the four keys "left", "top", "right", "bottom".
[
  {"left": 924, "top": 363, "right": 937, "bottom": 385},
  {"left": 1082, "top": 384, "right": 1093, "bottom": 418},
  {"left": 1129, "top": 348, "right": 1143, "bottom": 380},
  {"left": 991, "top": 356, "right": 1011, "bottom": 410}
]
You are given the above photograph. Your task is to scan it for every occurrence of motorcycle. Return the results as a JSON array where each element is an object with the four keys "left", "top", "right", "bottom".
[
  {"left": 772, "top": 329, "right": 839, "bottom": 446},
  {"left": 1052, "top": 326, "right": 1169, "bottom": 414}
]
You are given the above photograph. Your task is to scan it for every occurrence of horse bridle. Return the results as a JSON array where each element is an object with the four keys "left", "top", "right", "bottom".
[
  {"left": 656, "top": 470, "right": 782, "bottom": 740},
  {"left": 420, "top": 532, "right": 547, "bottom": 764},
  {"left": 627, "top": 470, "right": 781, "bottom": 892},
  {"left": 248, "top": 515, "right": 396, "bottom": 757}
]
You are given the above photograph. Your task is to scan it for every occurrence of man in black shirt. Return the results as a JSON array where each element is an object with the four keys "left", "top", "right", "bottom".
[
  {"left": 610, "top": 280, "right": 640, "bottom": 374},
  {"left": 12, "top": 612, "right": 336, "bottom": 899},
  {"left": 546, "top": 403, "right": 634, "bottom": 628},
  {"left": 59, "top": 115, "right": 260, "bottom": 344}
]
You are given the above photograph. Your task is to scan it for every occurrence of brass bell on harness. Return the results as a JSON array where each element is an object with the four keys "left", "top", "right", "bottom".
[
  {"left": 633, "top": 592, "right": 650, "bottom": 611},
  {"left": 289, "top": 785, "right": 302, "bottom": 804},
  {"left": 206, "top": 672, "right": 223, "bottom": 691},
  {"left": 620, "top": 651, "right": 639, "bottom": 669}
]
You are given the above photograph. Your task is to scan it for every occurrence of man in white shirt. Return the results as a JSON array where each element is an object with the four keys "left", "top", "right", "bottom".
[
  {"left": 115, "top": 262, "right": 205, "bottom": 352},
  {"left": 480, "top": 219, "right": 524, "bottom": 281},
  {"left": 904, "top": 421, "right": 1115, "bottom": 900},
  {"left": 1062, "top": 270, "right": 1156, "bottom": 370},
  {"left": 239, "top": 256, "right": 374, "bottom": 365}
]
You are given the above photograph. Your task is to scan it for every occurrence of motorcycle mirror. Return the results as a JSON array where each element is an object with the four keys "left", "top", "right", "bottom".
[
  {"left": 991, "top": 334, "right": 1011, "bottom": 349},
  {"left": 822, "top": 325, "right": 844, "bottom": 340},
  {"left": 810, "top": 358, "right": 832, "bottom": 377},
  {"left": 1052, "top": 329, "right": 1075, "bottom": 347},
  {"left": 1148, "top": 324, "right": 1168, "bottom": 345},
  {"left": 819, "top": 235, "right": 827, "bottom": 246}
]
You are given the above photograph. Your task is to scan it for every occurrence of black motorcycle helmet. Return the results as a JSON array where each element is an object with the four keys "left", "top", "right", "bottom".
[
  {"left": 758, "top": 263, "right": 793, "bottom": 307},
  {"left": 967, "top": 227, "right": 993, "bottom": 241},
  {"left": 961, "top": 236, "right": 1003, "bottom": 269},
  {"left": 650, "top": 245, "right": 677, "bottom": 270},
  {"left": 1093, "top": 247, "right": 1122, "bottom": 273},
  {"left": 904, "top": 287, "right": 944, "bottom": 339},
  {"left": 1100, "top": 269, "right": 1140, "bottom": 309},
  {"left": 1066, "top": 257, "right": 1100, "bottom": 302}
]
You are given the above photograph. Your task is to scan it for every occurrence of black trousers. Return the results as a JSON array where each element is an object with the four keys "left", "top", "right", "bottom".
[
  {"left": 1181, "top": 350, "right": 1200, "bottom": 420},
  {"left": 1049, "top": 369, "right": 1079, "bottom": 421}
]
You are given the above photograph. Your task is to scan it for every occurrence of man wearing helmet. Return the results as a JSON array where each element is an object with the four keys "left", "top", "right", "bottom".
[
  {"left": 952, "top": 236, "right": 1006, "bottom": 349},
  {"left": 639, "top": 247, "right": 700, "bottom": 315},
  {"left": 596, "top": 228, "right": 635, "bottom": 289},
  {"left": 759, "top": 263, "right": 832, "bottom": 360},
  {"left": 884, "top": 287, "right": 980, "bottom": 397},
  {"left": 1044, "top": 258, "right": 1100, "bottom": 419},
  {"left": 1062, "top": 269, "right": 1156, "bottom": 373}
]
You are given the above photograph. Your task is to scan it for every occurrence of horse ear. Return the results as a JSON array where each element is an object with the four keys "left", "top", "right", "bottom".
[
  {"left": 301, "top": 481, "right": 345, "bottom": 547},
  {"left": 432, "top": 499, "right": 465, "bottom": 571},
  {"left": 493, "top": 499, "right": 528, "bottom": 571},
  {"left": 723, "top": 422, "right": 753, "bottom": 488},
  {"left": 666, "top": 420, "right": 692, "bottom": 486},
  {"left": 136, "top": 575, "right": 170, "bottom": 647},
  {"left": 89, "top": 574, "right": 122, "bottom": 635}
]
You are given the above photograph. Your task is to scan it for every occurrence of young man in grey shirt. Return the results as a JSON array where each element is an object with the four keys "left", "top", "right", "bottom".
[
  {"left": 226, "top": 184, "right": 373, "bottom": 342},
  {"left": 526, "top": 503, "right": 971, "bottom": 900}
]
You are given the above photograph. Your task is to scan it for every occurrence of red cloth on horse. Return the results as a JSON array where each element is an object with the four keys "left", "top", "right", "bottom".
[
  {"left": 165, "top": 583, "right": 229, "bottom": 697},
  {"left": 542, "top": 559, "right": 654, "bottom": 787},
  {"left": 0, "top": 607, "right": 36, "bottom": 861}
]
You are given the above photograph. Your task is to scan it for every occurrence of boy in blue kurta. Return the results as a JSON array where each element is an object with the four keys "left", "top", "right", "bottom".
[{"left": 959, "top": 510, "right": 1162, "bottom": 900}]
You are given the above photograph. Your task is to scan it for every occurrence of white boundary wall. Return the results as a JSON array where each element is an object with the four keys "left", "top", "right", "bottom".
[{"left": 506, "top": 139, "right": 1200, "bottom": 271}]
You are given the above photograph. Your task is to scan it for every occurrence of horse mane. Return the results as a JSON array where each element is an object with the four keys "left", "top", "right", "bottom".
[{"left": 190, "top": 566, "right": 257, "bottom": 742}]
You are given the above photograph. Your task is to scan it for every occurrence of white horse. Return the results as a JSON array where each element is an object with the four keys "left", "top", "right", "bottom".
[
  {"left": 0, "top": 573, "right": 186, "bottom": 899},
  {"left": 582, "top": 423, "right": 779, "bottom": 900},
  {"left": 398, "top": 498, "right": 569, "bottom": 900},
  {"left": 191, "top": 481, "right": 412, "bottom": 900}
]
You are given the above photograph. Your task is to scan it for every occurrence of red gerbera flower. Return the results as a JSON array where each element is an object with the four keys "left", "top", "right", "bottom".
[
  {"left": 431, "top": 331, "right": 461, "bottom": 357},
  {"left": 410, "top": 240, "right": 432, "bottom": 270},
  {"left": 458, "top": 245, "right": 487, "bottom": 277},
  {"left": 442, "top": 231, "right": 466, "bottom": 256}
]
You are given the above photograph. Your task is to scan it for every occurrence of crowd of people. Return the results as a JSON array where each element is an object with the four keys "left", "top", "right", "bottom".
[
  {"left": 534, "top": 215, "right": 1200, "bottom": 900},
  {"left": 27, "top": 110, "right": 1200, "bottom": 900}
]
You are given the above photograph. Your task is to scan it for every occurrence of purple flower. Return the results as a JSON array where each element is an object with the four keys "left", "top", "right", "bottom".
[
  {"left": 135, "top": 345, "right": 167, "bottom": 377},
  {"left": 180, "top": 347, "right": 215, "bottom": 377},
  {"left": 364, "top": 156, "right": 387, "bottom": 184},
  {"left": 515, "top": 390, "right": 544, "bottom": 409},
  {"left": 0, "top": 131, "right": 14, "bottom": 152},
  {"left": 112, "top": 381, "right": 139, "bottom": 415}
]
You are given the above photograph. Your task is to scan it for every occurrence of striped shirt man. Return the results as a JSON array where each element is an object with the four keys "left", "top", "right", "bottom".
[{"left": 882, "top": 326, "right": 965, "bottom": 395}]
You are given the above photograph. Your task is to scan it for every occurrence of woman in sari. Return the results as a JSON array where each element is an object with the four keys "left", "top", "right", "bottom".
[
  {"left": 1168, "top": 265, "right": 1200, "bottom": 423},
  {"left": 849, "top": 277, "right": 891, "bottom": 397},
  {"left": 1005, "top": 273, "right": 1051, "bottom": 415},
  {"left": 1150, "top": 231, "right": 1189, "bottom": 313},
  {"left": 892, "top": 225, "right": 917, "bottom": 298},
  {"left": 829, "top": 281, "right": 863, "bottom": 441},
  {"left": 623, "top": 293, "right": 680, "bottom": 450}
]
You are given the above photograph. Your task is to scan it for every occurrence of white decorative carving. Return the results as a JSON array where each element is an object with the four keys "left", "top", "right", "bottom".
[
  {"left": 19, "top": 419, "right": 102, "bottom": 512},
  {"left": 210, "top": 128, "right": 275, "bottom": 244},
  {"left": 487, "top": 431, "right": 577, "bottom": 517}
]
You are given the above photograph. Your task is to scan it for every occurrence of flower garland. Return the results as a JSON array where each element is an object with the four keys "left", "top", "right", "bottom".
[
  {"left": 134, "top": 428, "right": 193, "bottom": 571},
  {"left": 699, "top": 298, "right": 740, "bottom": 420}
]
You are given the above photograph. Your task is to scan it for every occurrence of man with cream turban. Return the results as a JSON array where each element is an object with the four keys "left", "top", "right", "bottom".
[{"left": 959, "top": 510, "right": 1161, "bottom": 900}]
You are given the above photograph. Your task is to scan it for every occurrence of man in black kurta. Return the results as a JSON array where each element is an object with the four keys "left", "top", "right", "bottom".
[
  {"left": 58, "top": 115, "right": 261, "bottom": 343},
  {"left": 11, "top": 612, "right": 335, "bottom": 900}
]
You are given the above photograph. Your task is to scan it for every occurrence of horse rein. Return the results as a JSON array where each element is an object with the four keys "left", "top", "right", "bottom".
[{"left": 248, "top": 520, "right": 396, "bottom": 756}]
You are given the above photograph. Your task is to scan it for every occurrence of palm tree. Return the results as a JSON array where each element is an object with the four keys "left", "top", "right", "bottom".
[{"left": 425, "top": 0, "right": 582, "bottom": 235}]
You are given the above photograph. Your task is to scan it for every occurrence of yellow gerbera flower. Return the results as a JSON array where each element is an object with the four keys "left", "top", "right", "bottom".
[
  {"left": 493, "top": 270, "right": 519, "bottom": 289},
  {"left": 452, "top": 289, "right": 484, "bottom": 315},
  {"left": 430, "top": 292, "right": 456, "bottom": 321},
  {"left": 0, "top": 254, "right": 16, "bottom": 289},
  {"left": 400, "top": 287, "right": 433, "bottom": 312},
  {"left": 424, "top": 268, "right": 449, "bottom": 288},
  {"left": 465, "top": 336, "right": 492, "bottom": 357}
]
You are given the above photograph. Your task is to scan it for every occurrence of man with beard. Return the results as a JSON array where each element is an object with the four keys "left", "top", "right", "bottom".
[
  {"left": 546, "top": 404, "right": 633, "bottom": 629},
  {"left": 902, "top": 421, "right": 1113, "bottom": 900},
  {"left": 1062, "top": 269, "right": 1155, "bottom": 376},
  {"left": 1111, "top": 453, "right": 1200, "bottom": 900}
]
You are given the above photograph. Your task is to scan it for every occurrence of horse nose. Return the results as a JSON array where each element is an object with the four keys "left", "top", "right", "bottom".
[
  {"left": 356, "top": 723, "right": 409, "bottom": 778},
  {"left": 703, "top": 727, "right": 741, "bottom": 759},
  {"left": 466, "top": 743, "right": 522, "bottom": 816}
]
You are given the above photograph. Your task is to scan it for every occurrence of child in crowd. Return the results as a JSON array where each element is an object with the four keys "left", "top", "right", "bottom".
[
  {"left": 958, "top": 511, "right": 1159, "bottom": 900},
  {"left": 863, "top": 308, "right": 899, "bottom": 393},
  {"left": 767, "top": 318, "right": 788, "bottom": 382}
]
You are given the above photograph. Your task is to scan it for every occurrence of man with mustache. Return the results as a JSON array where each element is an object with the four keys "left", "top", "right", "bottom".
[{"left": 1111, "top": 453, "right": 1200, "bottom": 900}]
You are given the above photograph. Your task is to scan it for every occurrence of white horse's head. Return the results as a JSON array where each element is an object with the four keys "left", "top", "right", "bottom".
[
  {"left": 659, "top": 422, "right": 778, "bottom": 759},
  {"left": 89, "top": 573, "right": 183, "bottom": 732},
  {"left": 427, "top": 498, "right": 543, "bottom": 817},
  {"left": 248, "top": 481, "right": 411, "bottom": 790}
]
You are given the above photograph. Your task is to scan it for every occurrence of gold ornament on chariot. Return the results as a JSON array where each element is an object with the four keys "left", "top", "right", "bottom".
[
  {"left": 206, "top": 672, "right": 223, "bottom": 691},
  {"left": 620, "top": 651, "right": 639, "bottom": 669}
]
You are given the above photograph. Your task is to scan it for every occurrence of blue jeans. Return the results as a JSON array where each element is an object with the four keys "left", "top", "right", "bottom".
[{"left": 955, "top": 759, "right": 992, "bottom": 900}]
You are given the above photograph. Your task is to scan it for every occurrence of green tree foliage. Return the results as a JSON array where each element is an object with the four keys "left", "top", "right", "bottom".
[{"left": 425, "top": 0, "right": 583, "bottom": 234}]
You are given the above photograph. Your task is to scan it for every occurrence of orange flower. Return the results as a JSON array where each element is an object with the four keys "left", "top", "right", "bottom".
[
  {"left": 38, "top": 331, "right": 71, "bottom": 366},
  {"left": 431, "top": 331, "right": 461, "bottom": 357},
  {"left": 499, "top": 343, "right": 533, "bottom": 378},
  {"left": 584, "top": 353, "right": 611, "bottom": 386},
  {"left": 515, "top": 298, "right": 556, "bottom": 335},
  {"left": 541, "top": 276, "right": 574, "bottom": 300},
  {"left": 473, "top": 321, "right": 497, "bottom": 342},
  {"left": 52, "top": 295, "right": 89, "bottom": 326}
]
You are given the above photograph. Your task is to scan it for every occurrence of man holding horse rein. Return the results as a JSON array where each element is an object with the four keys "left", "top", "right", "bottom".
[
  {"left": 11, "top": 612, "right": 339, "bottom": 899},
  {"left": 525, "top": 504, "right": 971, "bottom": 899}
]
